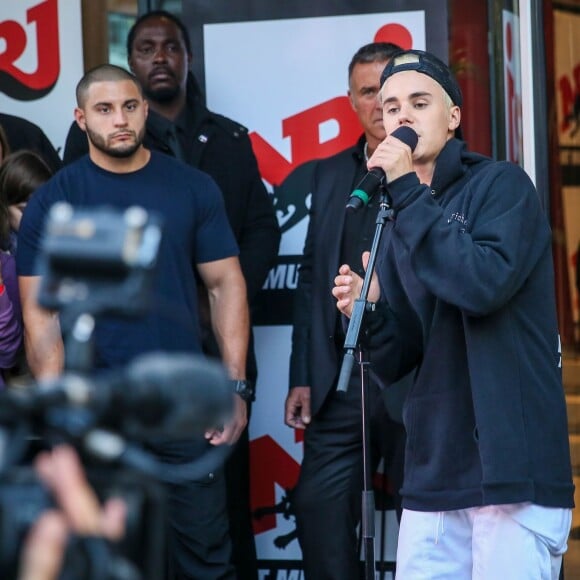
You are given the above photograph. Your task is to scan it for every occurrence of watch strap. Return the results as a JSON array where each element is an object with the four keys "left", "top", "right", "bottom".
[{"left": 231, "top": 379, "right": 254, "bottom": 402}]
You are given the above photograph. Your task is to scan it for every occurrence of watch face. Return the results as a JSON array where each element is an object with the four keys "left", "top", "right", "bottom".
[{"left": 233, "top": 380, "right": 254, "bottom": 401}]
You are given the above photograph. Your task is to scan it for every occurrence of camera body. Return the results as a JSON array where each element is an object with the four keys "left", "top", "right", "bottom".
[
  {"left": 0, "top": 204, "right": 232, "bottom": 579},
  {"left": 37, "top": 202, "right": 162, "bottom": 317}
]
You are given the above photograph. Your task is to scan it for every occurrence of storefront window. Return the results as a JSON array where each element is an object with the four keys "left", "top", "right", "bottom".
[
  {"left": 108, "top": 12, "right": 136, "bottom": 68},
  {"left": 105, "top": 0, "right": 182, "bottom": 67},
  {"left": 488, "top": 0, "right": 523, "bottom": 164}
]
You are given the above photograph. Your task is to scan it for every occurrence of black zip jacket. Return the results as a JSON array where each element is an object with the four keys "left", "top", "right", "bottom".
[{"left": 370, "top": 138, "right": 574, "bottom": 511}]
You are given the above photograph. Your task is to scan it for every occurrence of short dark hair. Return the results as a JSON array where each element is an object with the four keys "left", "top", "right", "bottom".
[
  {"left": 126, "top": 10, "right": 192, "bottom": 58},
  {"left": 0, "top": 149, "right": 52, "bottom": 243},
  {"left": 76, "top": 64, "right": 142, "bottom": 107},
  {"left": 348, "top": 42, "right": 402, "bottom": 85}
]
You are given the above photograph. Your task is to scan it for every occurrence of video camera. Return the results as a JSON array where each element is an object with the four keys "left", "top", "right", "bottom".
[{"left": 0, "top": 204, "right": 234, "bottom": 579}]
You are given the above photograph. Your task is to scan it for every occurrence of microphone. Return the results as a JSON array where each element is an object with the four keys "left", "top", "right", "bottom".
[
  {"left": 346, "top": 126, "right": 418, "bottom": 213},
  {"left": 108, "top": 352, "right": 234, "bottom": 439}
]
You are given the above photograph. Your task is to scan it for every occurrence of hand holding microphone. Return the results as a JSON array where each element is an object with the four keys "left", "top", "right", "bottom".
[{"left": 346, "top": 126, "right": 418, "bottom": 212}]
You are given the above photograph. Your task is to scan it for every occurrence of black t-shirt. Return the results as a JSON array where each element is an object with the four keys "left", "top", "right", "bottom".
[{"left": 17, "top": 151, "right": 238, "bottom": 369}]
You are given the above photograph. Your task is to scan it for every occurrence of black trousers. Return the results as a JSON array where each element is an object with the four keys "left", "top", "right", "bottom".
[
  {"left": 293, "top": 380, "right": 406, "bottom": 580},
  {"left": 225, "top": 424, "right": 258, "bottom": 580},
  {"left": 148, "top": 439, "right": 236, "bottom": 580}
]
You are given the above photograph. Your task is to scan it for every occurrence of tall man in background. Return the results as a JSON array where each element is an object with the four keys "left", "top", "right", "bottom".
[
  {"left": 285, "top": 42, "right": 407, "bottom": 579},
  {"left": 18, "top": 64, "right": 249, "bottom": 579},
  {"left": 64, "top": 11, "right": 280, "bottom": 578}
]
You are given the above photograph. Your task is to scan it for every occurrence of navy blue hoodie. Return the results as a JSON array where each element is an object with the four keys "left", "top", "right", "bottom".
[{"left": 371, "top": 138, "right": 574, "bottom": 511}]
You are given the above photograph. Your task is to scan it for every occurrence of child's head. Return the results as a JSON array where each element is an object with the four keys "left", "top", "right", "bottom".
[{"left": 0, "top": 150, "right": 53, "bottom": 242}]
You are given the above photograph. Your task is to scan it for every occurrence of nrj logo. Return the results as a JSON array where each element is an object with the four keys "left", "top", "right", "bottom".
[
  {"left": 256, "top": 97, "right": 360, "bottom": 234},
  {"left": 248, "top": 23, "right": 415, "bottom": 234},
  {"left": 558, "top": 64, "right": 580, "bottom": 139},
  {"left": 0, "top": 0, "right": 60, "bottom": 100}
]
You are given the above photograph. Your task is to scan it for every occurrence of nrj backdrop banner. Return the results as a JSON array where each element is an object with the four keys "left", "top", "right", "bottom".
[
  {"left": 0, "top": 0, "right": 83, "bottom": 156},
  {"left": 188, "top": 3, "right": 448, "bottom": 575}
]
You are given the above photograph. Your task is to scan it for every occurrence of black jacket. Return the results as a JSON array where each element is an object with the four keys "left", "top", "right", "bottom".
[
  {"left": 0, "top": 112, "right": 62, "bottom": 173},
  {"left": 372, "top": 138, "right": 574, "bottom": 511},
  {"left": 64, "top": 86, "right": 280, "bottom": 382},
  {"left": 290, "top": 145, "right": 359, "bottom": 416}
]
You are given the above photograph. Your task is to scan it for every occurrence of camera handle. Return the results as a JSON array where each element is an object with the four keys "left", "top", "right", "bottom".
[{"left": 64, "top": 312, "right": 96, "bottom": 373}]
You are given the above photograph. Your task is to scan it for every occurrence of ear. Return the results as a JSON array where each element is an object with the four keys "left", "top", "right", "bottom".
[
  {"left": 348, "top": 89, "right": 356, "bottom": 111},
  {"left": 74, "top": 107, "right": 87, "bottom": 132},
  {"left": 448, "top": 105, "right": 461, "bottom": 133}
]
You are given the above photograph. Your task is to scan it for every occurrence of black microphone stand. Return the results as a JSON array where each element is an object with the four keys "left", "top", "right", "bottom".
[{"left": 336, "top": 187, "right": 395, "bottom": 580}]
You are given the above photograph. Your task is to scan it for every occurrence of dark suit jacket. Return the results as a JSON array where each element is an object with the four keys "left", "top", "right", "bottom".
[
  {"left": 0, "top": 112, "right": 62, "bottom": 173},
  {"left": 289, "top": 142, "right": 363, "bottom": 416}
]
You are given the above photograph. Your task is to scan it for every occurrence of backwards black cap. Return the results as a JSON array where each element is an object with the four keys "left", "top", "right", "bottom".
[{"left": 380, "top": 49, "right": 463, "bottom": 108}]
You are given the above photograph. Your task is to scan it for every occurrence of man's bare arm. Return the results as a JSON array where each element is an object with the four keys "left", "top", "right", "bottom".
[
  {"left": 19, "top": 276, "right": 64, "bottom": 380},
  {"left": 197, "top": 256, "right": 249, "bottom": 380},
  {"left": 197, "top": 256, "right": 249, "bottom": 446}
]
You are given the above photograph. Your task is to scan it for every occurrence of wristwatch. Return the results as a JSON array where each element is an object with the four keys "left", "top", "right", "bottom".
[{"left": 231, "top": 379, "right": 254, "bottom": 402}]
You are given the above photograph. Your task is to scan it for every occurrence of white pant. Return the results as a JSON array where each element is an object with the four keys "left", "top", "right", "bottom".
[{"left": 396, "top": 503, "right": 572, "bottom": 579}]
